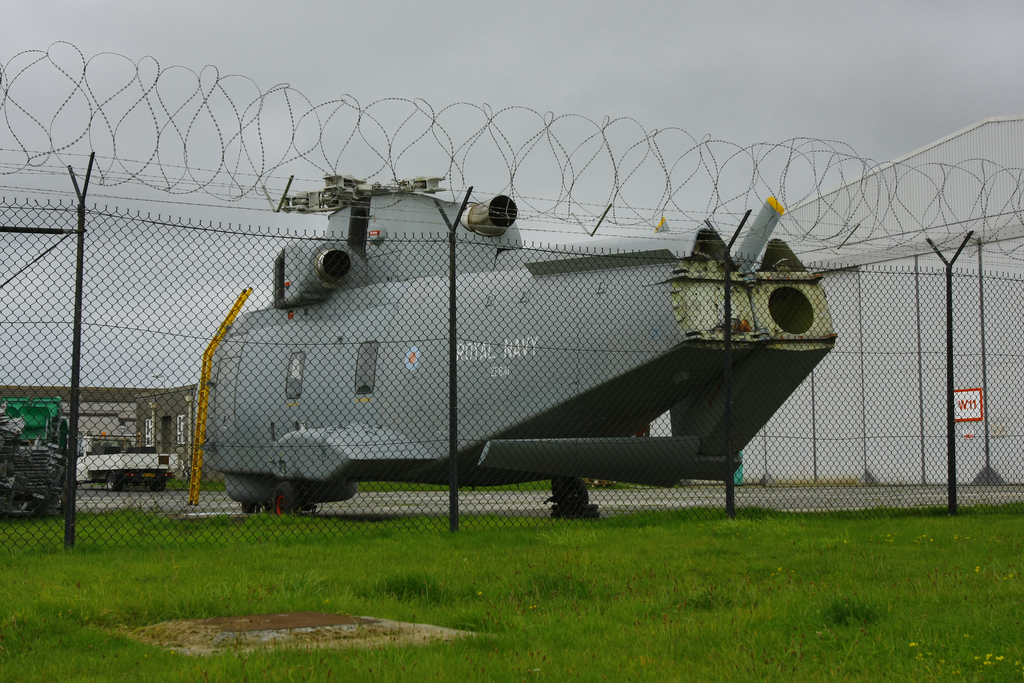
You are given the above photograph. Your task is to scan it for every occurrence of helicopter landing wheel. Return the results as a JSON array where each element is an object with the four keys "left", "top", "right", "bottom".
[
  {"left": 273, "top": 481, "right": 299, "bottom": 516},
  {"left": 548, "top": 476, "right": 600, "bottom": 519}
]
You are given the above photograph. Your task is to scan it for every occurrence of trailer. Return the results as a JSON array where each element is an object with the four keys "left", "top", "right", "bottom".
[
  {"left": 0, "top": 397, "right": 66, "bottom": 516},
  {"left": 76, "top": 435, "right": 174, "bottom": 491}
]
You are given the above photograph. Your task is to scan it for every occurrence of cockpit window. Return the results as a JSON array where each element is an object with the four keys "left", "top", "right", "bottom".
[
  {"left": 285, "top": 350, "right": 305, "bottom": 399},
  {"left": 355, "top": 341, "right": 379, "bottom": 395}
]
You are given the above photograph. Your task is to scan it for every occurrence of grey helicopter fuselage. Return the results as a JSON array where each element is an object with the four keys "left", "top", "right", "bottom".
[{"left": 202, "top": 177, "right": 835, "bottom": 510}]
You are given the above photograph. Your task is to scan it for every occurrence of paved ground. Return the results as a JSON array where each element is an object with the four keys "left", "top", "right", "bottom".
[{"left": 73, "top": 483, "right": 1024, "bottom": 519}]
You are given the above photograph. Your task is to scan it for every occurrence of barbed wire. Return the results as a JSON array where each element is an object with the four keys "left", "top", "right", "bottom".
[{"left": 3, "top": 43, "right": 1024, "bottom": 259}]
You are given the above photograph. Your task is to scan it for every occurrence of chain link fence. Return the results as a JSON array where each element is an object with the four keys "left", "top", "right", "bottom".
[{"left": 2, "top": 196, "right": 1022, "bottom": 549}]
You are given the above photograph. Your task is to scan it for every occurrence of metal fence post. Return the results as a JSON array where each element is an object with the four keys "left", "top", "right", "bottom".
[
  {"left": 811, "top": 370, "right": 817, "bottom": 483},
  {"left": 927, "top": 232, "right": 973, "bottom": 516},
  {"left": 973, "top": 243, "right": 1003, "bottom": 485},
  {"left": 915, "top": 256, "right": 926, "bottom": 485},
  {"left": 64, "top": 151, "right": 95, "bottom": 549},
  {"left": 858, "top": 269, "right": 876, "bottom": 484},
  {"left": 722, "top": 209, "right": 750, "bottom": 519},
  {"left": 437, "top": 189, "right": 473, "bottom": 532}
]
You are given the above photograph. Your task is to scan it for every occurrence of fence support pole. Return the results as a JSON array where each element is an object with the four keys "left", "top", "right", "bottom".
[
  {"left": 721, "top": 209, "right": 750, "bottom": 519},
  {"left": 811, "top": 370, "right": 817, "bottom": 483},
  {"left": 436, "top": 189, "right": 473, "bottom": 532},
  {"left": 915, "top": 256, "right": 926, "bottom": 485},
  {"left": 927, "top": 232, "right": 973, "bottom": 515},
  {"left": 64, "top": 151, "right": 94, "bottom": 549},
  {"left": 972, "top": 243, "right": 1003, "bottom": 485},
  {"left": 857, "top": 269, "right": 876, "bottom": 484}
]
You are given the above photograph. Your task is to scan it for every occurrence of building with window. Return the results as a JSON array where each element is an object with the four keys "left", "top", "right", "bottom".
[{"left": 133, "top": 386, "right": 197, "bottom": 477}]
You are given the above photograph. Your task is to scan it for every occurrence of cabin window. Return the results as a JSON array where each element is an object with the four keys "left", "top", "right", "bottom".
[
  {"left": 210, "top": 354, "right": 239, "bottom": 430},
  {"left": 176, "top": 414, "right": 186, "bottom": 445},
  {"left": 144, "top": 418, "right": 154, "bottom": 447},
  {"left": 286, "top": 350, "right": 306, "bottom": 399},
  {"left": 273, "top": 249, "right": 286, "bottom": 308},
  {"left": 354, "top": 341, "right": 379, "bottom": 394}
]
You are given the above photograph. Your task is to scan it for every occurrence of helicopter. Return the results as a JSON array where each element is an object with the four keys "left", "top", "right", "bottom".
[{"left": 198, "top": 175, "right": 835, "bottom": 517}]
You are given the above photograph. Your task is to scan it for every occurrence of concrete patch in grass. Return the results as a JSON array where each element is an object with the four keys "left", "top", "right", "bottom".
[{"left": 130, "top": 611, "right": 472, "bottom": 656}]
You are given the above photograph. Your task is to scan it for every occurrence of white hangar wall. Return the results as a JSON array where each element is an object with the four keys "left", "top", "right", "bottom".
[{"left": 737, "top": 266, "right": 1024, "bottom": 486}]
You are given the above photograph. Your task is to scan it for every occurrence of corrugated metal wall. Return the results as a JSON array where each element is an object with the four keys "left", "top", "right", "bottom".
[{"left": 780, "top": 116, "right": 1024, "bottom": 272}]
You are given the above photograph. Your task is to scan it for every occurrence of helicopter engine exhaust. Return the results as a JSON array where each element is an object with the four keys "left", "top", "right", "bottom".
[
  {"left": 461, "top": 195, "right": 518, "bottom": 236},
  {"left": 314, "top": 247, "right": 351, "bottom": 285},
  {"left": 274, "top": 243, "right": 353, "bottom": 308}
]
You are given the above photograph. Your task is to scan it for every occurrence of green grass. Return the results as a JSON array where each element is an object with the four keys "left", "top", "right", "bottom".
[
  {"left": 164, "top": 478, "right": 225, "bottom": 492},
  {"left": 2, "top": 511, "right": 1023, "bottom": 681},
  {"left": 359, "top": 480, "right": 564, "bottom": 492},
  {"left": 166, "top": 479, "right": 553, "bottom": 493}
]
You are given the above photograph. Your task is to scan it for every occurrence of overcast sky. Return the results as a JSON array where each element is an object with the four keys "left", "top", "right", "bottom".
[
  {"left": 3, "top": 0, "right": 1023, "bottom": 385},
  {"left": 2, "top": 0, "right": 1024, "bottom": 239},
  {"left": 6, "top": 0, "right": 1023, "bottom": 161}
]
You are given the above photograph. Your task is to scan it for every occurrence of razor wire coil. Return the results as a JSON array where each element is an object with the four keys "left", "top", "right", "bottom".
[{"left": 2, "top": 43, "right": 1024, "bottom": 260}]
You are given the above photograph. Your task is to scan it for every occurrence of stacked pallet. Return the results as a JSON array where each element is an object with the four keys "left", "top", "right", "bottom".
[{"left": 0, "top": 404, "right": 64, "bottom": 516}]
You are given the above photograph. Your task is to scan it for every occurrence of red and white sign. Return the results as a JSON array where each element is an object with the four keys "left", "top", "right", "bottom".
[{"left": 954, "top": 388, "right": 984, "bottom": 422}]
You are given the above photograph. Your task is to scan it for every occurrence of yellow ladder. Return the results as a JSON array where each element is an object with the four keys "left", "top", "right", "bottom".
[{"left": 188, "top": 288, "right": 252, "bottom": 505}]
